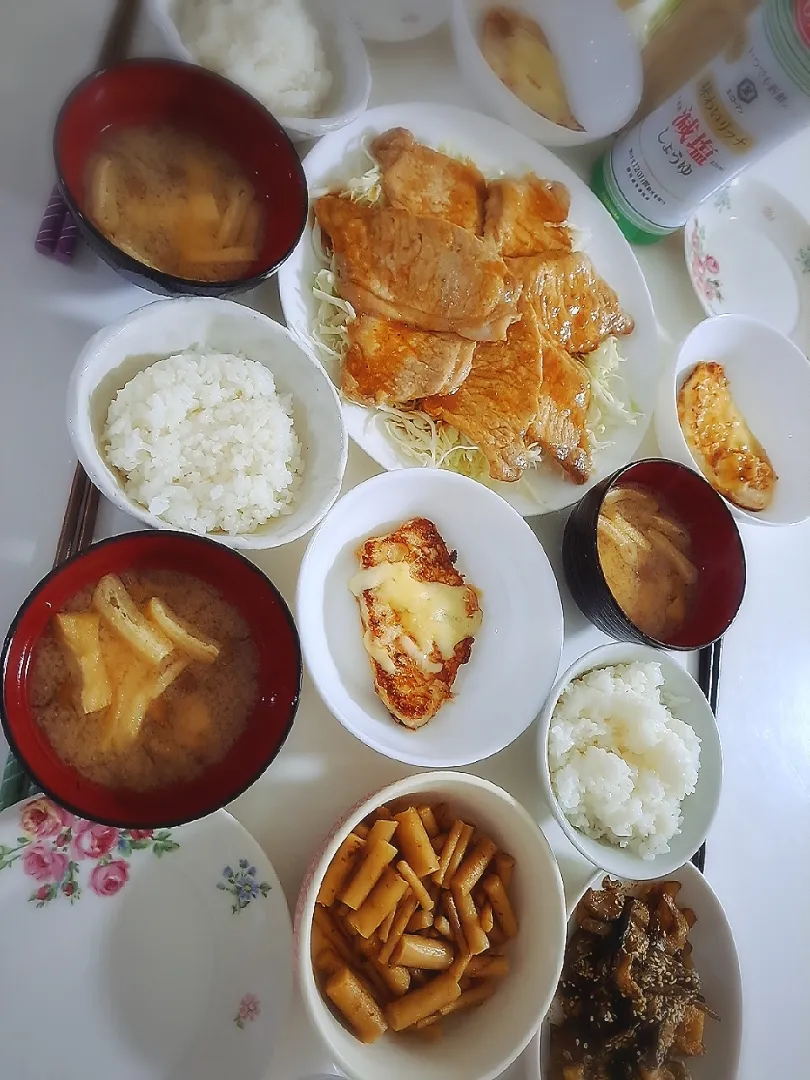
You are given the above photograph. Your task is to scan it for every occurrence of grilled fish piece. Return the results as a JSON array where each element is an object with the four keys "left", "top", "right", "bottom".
[
  {"left": 677, "top": 361, "right": 776, "bottom": 512},
  {"left": 372, "top": 127, "right": 487, "bottom": 233},
  {"left": 315, "top": 194, "right": 521, "bottom": 341},
  {"left": 509, "top": 250, "right": 635, "bottom": 354},
  {"left": 350, "top": 518, "right": 482, "bottom": 728},
  {"left": 484, "top": 175, "right": 572, "bottom": 257},
  {"left": 342, "top": 315, "right": 475, "bottom": 406}
]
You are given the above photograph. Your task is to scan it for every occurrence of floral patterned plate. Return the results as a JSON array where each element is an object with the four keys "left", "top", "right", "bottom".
[
  {"left": 685, "top": 177, "right": 810, "bottom": 351},
  {"left": 0, "top": 797, "right": 292, "bottom": 1080}
]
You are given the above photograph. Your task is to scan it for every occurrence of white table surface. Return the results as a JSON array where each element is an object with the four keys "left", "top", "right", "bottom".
[{"left": 1, "top": 3, "right": 809, "bottom": 1078}]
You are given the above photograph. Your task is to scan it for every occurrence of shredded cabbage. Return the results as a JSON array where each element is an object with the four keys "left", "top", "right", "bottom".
[{"left": 583, "top": 337, "right": 640, "bottom": 450}]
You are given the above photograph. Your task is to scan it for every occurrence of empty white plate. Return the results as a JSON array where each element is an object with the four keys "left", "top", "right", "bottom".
[
  {"left": 0, "top": 797, "right": 292, "bottom": 1080},
  {"left": 296, "top": 469, "right": 564, "bottom": 767}
]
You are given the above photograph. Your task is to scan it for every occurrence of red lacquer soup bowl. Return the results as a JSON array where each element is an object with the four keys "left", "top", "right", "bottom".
[
  {"left": 54, "top": 58, "right": 308, "bottom": 296},
  {"left": 1, "top": 532, "right": 302, "bottom": 828}
]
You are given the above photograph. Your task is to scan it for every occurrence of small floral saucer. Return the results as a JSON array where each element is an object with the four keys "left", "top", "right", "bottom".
[
  {"left": 685, "top": 177, "right": 810, "bottom": 351},
  {"left": 0, "top": 797, "right": 292, "bottom": 1080}
]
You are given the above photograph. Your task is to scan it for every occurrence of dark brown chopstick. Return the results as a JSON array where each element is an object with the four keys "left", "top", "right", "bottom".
[
  {"left": 4, "top": 464, "right": 101, "bottom": 805},
  {"left": 54, "top": 463, "right": 92, "bottom": 563},
  {"left": 691, "top": 637, "right": 723, "bottom": 873}
]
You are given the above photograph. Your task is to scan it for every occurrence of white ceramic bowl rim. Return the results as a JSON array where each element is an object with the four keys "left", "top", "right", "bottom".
[
  {"left": 296, "top": 771, "right": 568, "bottom": 1080},
  {"left": 536, "top": 643, "right": 723, "bottom": 881},
  {"left": 655, "top": 312, "right": 810, "bottom": 527},
  {"left": 539, "top": 861, "right": 743, "bottom": 1080},
  {"left": 66, "top": 296, "right": 348, "bottom": 550},
  {"left": 147, "top": 0, "right": 372, "bottom": 133}
]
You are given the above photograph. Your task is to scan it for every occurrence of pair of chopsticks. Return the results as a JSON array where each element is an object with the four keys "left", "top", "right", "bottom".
[
  {"left": 0, "top": 465, "right": 100, "bottom": 810},
  {"left": 34, "top": 0, "right": 140, "bottom": 263},
  {"left": 691, "top": 638, "right": 723, "bottom": 874}
]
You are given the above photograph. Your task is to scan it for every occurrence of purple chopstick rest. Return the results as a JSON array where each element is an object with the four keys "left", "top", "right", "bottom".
[
  {"left": 54, "top": 211, "right": 81, "bottom": 263},
  {"left": 35, "top": 184, "right": 68, "bottom": 255}
]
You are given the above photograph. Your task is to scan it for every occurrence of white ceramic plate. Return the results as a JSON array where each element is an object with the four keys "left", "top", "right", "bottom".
[
  {"left": 296, "top": 469, "right": 564, "bottom": 767},
  {"left": 276, "top": 102, "right": 660, "bottom": 517},
  {"left": 536, "top": 862, "right": 743, "bottom": 1080},
  {"left": 685, "top": 177, "right": 810, "bottom": 351},
  {"left": 0, "top": 797, "right": 292, "bottom": 1080}
]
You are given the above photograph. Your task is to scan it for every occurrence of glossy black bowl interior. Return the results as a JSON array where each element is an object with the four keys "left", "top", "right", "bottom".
[{"left": 563, "top": 459, "right": 746, "bottom": 651}]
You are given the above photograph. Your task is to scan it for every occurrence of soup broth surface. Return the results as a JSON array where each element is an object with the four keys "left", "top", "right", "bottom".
[
  {"left": 597, "top": 484, "right": 697, "bottom": 642},
  {"left": 30, "top": 569, "right": 258, "bottom": 792},
  {"left": 85, "top": 124, "right": 264, "bottom": 282}
]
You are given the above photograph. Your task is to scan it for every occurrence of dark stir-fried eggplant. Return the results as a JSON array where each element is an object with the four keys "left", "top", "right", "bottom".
[{"left": 549, "top": 878, "right": 719, "bottom": 1080}]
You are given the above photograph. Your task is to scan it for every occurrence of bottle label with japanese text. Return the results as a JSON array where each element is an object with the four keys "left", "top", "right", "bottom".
[{"left": 605, "top": 0, "right": 810, "bottom": 235}]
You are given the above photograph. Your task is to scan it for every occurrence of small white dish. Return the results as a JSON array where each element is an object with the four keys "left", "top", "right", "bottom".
[
  {"left": 277, "top": 101, "right": 660, "bottom": 518},
  {"left": 685, "top": 177, "right": 810, "bottom": 350},
  {"left": 147, "top": 0, "right": 371, "bottom": 140},
  {"left": 294, "top": 771, "right": 567, "bottom": 1080},
  {"left": 296, "top": 468, "right": 564, "bottom": 767},
  {"left": 0, "top": 797, "right": 293, "bottom": 1080},
  {"left": 538, "top": 862, "right": 743, "bottom": 1080},
  {"left": 343, "top": 0, "right": 450, "bottom": 41},
  {"left": 536, "top": 643, "right": 723, "bottom": 882},
  {"left": 451, "top": 0, "right": 643, "bottom": 147},
  {"left": 67, "top": 297, "right": 348, "bottom": 550},
  {"left": 654, "top": 313, "right": 810, "bottom": 527}
]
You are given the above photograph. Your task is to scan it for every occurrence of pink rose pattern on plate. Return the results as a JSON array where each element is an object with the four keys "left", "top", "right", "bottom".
[
  {"left": 0, "top": 798, "right": 179, "bottom": 907},
  {"left": 689, "top": 221, "right": 723, "bottom": 307},
  {"left": 234, "top": 993, "right": 261, "bottom": 1030}
]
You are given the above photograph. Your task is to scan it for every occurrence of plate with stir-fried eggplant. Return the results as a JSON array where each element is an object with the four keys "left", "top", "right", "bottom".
[
  {"left": 278, "top": 102, "right": 659, "bottom": 516},
  {"left": 539, "top": 863, "right": 741, "bottom": 1080}
]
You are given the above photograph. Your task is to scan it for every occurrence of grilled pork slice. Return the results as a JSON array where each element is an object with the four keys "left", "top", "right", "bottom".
[
  {"left": 341, "top": 315, "right": 475, "bottom": 407},
  {"left": 678, "top": 361, "right": 777, "bottom": 512},
  {"left": 527, "top": 336, "right": 592, "bottom": 484},
  {"left": 350, "top": 518, "right": 482, "bottom": 728},
  {"left": 372, "top": 127, "right": 487, "bottom": 234},
  {"left": 484, "top": 175, "right": 572, "bottom": 257},
  {"left": 509, "top": 251, "right": 634, "bottom": 354},
  {"left": 422, "top": 301, "right": 546, "bottom": 483},
  {"left": 314, "top": 195, "right": 521, "bottom": 341}
]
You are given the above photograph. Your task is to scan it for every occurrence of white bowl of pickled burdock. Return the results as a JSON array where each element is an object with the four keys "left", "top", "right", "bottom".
[{"left": 295, "top": 771, "right": 567, "bottom": 1080}]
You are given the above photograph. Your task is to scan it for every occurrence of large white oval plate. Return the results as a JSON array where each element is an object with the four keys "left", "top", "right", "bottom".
[
  {"left": 0, "top": 798, "right": 292, "bottom": 1080},
  {"left": 535, "top": 862, "right": 743, "bottom": 1080},
  {"left": 278, "top": 101, "right": 660, "bottom": 517}
]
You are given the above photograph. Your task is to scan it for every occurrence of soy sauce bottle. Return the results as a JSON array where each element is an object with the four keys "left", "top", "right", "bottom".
[{"left": 592, "top": 0, "right": 810, "bottom": 243}]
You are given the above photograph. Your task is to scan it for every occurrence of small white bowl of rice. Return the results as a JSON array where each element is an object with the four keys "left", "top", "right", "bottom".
[
  {"left": 67, "top": 297, "right": 347, "bottom": 550},
  {"left": 149, "top": 0, "right": 372, "bottom": 140},
  {"left": 536, "top": 643, "right": 722, "bottom": 880}
]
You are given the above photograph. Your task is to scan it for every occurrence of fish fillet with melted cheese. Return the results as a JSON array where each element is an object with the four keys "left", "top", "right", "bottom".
[{"left": 349, "top": 519, "right": 482, "bottom": 728}]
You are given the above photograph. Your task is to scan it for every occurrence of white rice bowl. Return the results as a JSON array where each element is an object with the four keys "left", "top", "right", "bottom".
[
  {"left": 173, "top": 0, "right": 333, "bottom": 118},
  {"left": 103, "top": 348, "right": 303, "bottom": 536},
  {"left": 548, "top": 662, "right": 701, "bottom": 860}
]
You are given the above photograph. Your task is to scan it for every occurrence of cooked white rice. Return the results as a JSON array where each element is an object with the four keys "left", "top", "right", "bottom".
[
  {"left": 174, "top": 0, "right": 332, "bottom": 118},
  {"left": 548, "top": 662, "right": 700, "bottom": 859},
  {"left": 103, "top": 348, "right": 303, "bottom": 535}
]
